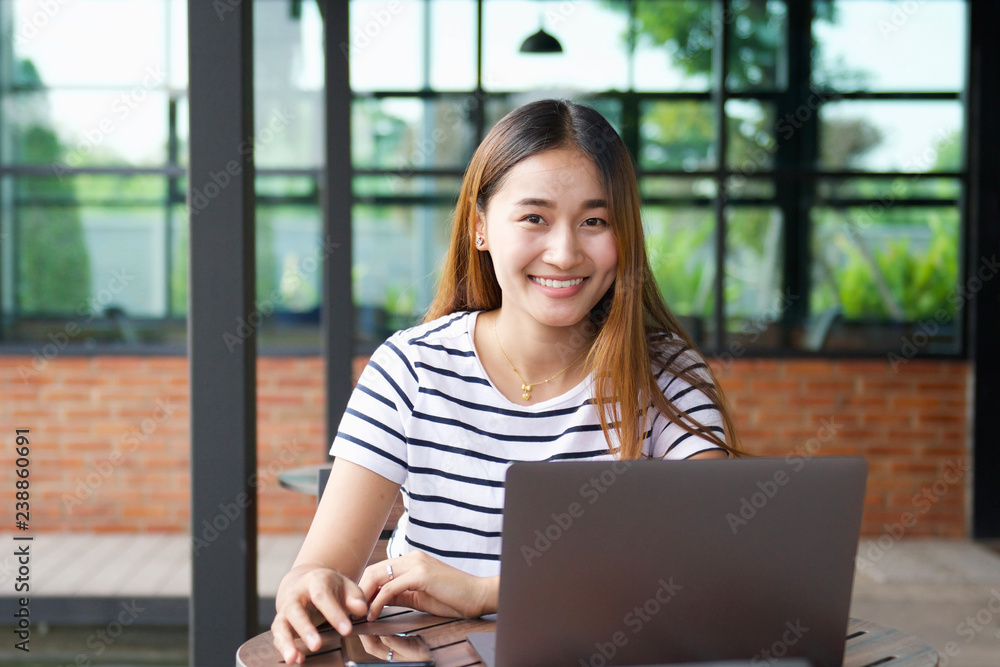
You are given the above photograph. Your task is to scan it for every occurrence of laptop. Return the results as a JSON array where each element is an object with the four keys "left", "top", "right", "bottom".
[{"left": 467, "top": 457, "right": 867, "bottom": 667}]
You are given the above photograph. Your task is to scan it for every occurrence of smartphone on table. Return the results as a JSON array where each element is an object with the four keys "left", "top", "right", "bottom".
[{"left": 341, "top": 632, "right": 435, "bottom": 666}]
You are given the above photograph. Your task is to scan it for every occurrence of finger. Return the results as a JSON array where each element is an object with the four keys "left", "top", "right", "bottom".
[
  {"left": 340, "top": 577, "right": 370, "bottom": 618},
  {"left": 366, "top": 577, "right": 402, "bottom": 621},
  {"left": 358, "top": 559, "right": 393, "bottom": 599},
  {"left": 283, "top": 599, "right": 323, "bottom": 654},
  {"left": 359, "top": 633, "right": 390, "bottom": 658},
  {"left": 271, "top": 614, "right": 306, "bottom": 665},
  {"left": 307, "top": 579, "right": 358, "bottom": 636},
  {"left": 382, "top": 632, "right": 425, "bottom": 655}
]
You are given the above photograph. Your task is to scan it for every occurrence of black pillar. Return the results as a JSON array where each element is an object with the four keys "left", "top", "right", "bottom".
[
  {"left": 321, "top": 0, "right": 354, "bottom": 449},
  {"left": 187, "top": 1, "right": 257, "bottom": 663},
  {"left": 968, "top": 0, "right": 1000, "bottom": 539}
]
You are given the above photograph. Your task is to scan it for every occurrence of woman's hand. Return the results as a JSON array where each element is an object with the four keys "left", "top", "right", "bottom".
[
  {"left": 359, "top": 551, "right": 499, "bottom": 621},
  {"left": 271, "top": 564, "right": 370, "bottom": 665},
  {"left": 271, "top": 460, "right": 402, "bottom": 664}
]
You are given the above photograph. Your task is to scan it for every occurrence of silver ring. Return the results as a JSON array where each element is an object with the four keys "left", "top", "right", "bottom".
[
  {"left": 387, "top": 649, "right": 394, "bottom": 661},
  {"left": 386, "top": 564, "right": 394, "bottom": 580}
]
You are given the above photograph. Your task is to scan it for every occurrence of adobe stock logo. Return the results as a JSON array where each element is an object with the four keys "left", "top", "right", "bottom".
[
  {"left": 724, "top": 417, "right": 843, "bottom": 534},
  {"left": 580, "top": 577, "right": 683, "bottom": 667},
  {"left": 520, "top": 461, "right": 634, "bottom": 566}
]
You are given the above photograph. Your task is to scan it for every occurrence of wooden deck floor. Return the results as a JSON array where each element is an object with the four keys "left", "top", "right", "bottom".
[{"left": 1, "top": 533, "right": 306, "bottom": 598}]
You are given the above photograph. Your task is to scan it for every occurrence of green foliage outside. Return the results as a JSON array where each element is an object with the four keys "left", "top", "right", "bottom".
[
  {"left": 645, "top": 209, "right": 715, "bottom": 317},
  {"left": 12, "top": 68, "right": 91, "bottom": 315},
  {"left": 813, "top": 210, "right": 958, "bottom": 322},
  {"left": 9, "top": 3, "right": 963, "bottom": 333},
  {"left": 611, "top": 1, "right": 961, "bottom": 326}
]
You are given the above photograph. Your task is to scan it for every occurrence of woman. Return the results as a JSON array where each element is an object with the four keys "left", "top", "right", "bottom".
[{"left": 271, "top": 99, "right": 741, "bottom": 664}]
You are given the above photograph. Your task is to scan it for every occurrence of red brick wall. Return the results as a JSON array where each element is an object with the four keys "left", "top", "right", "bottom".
[
  {"left": 1, "top": 355, "right": 969, "bottom": 537},
  {"left": 711, "top": 359, "right": 969, "bottom": 537}
]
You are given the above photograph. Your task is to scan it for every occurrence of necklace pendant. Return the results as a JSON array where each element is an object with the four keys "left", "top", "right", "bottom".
[{"left": 522, "top": 384, "right": 531, "bottom": 400}]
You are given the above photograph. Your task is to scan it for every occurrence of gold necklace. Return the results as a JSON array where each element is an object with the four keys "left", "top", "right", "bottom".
[{"left": 492, "top": 315, "right": 589, "bottom": 401}]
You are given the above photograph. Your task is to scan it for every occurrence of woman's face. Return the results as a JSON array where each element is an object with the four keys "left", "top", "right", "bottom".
[{"left": 476, "top": 147, "right": 618, "bottom": 332}]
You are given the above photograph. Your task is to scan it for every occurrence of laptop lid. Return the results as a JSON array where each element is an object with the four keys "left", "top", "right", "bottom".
[{"left": 492, "top": 457, "right": 867, "bottom": 667}]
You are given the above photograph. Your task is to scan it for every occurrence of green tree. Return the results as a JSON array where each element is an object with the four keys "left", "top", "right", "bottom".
[{"left": 12, "top": 60, "right": 91, "bottom": 315}]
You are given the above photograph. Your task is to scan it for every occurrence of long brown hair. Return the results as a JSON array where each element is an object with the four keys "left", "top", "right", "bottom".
[{"left": 425, "top": 99, "right": 742, "bottom": 459}]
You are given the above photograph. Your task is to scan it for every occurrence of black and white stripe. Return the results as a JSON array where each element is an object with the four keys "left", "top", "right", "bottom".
[{"left": 330, "top": 311, "right": 724, "bottom": 577}]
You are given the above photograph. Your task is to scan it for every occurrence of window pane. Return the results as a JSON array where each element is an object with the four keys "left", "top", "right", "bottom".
[
  {"left": 632, "top": 0, "right": 712, "bottom": 92},
  {"left": 818, "top": 101, "right": 963, "bottom": 172},
  {"left": 483, "top": 0, "right": 630, "bottom": 92},
  {"left": 817, "top": 177, "right": 962, "bottom": 202},
  {"left": 724, "top": 206, "right": 786, "bottom": 347},
  {"left": 725, "top": 177, "right": 774, "bottom": 200},
  {"left": 253, "top": 95, "right": 323, "bottom": 169},
  {"left": 643, "top": 206, "right": 716, "bottom": 345},
  {"left": 258, "top": 174, "right": 317, "bottom": 199},
  {"left": 5, "top": 175, "right": 170, "bottom": 321},
  {"left": 429, "top": 0, "right": 477, "bottom": 91},
  {"left": 354, "top": 175, "right": 462, "bottom": 199},
  {"left": 726, "top": 99, "right": 776, "bottom": 171},
  {"left": 12, "top": 0, "right": 173, "bottom": 88},
  {"left": 354, "top": 204, "right": 454, "bottom": 339},
  {"left": 812, "top": 0, "right": 967, "bottom": 92},
  {"left": 640, "top": 177, "right": 716, "bottom": 200},
  {"left": 350, "top": 0, "right": 427, "bottom": 91},
  {"left": 3, "top": 91, "right": 172, "bottom": 167},
  {"left": 639, "top": 101, "right": 716, "bottom": 171},
  {"left": 727, "top": 0, "right": 787, "bottom": 92},
  {"left": 255, "top": 0, "right": 325, "bottom": 169},
  {"left": 810, "top": 206, "right": 960, "bottom": 352},
  {"left": 259, "top": 209, "right": 323, "bottom": 316},
  {"left": 170, "top": 204, "right": 187, "bottom": 318},
  {"left": 353, "top": 97, "right": 475, "bottom": 170}
]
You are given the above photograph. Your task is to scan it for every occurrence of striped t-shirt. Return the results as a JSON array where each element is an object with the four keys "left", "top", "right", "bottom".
[{"left": 330, "top": 310, "right": 725, "bottom": 577}]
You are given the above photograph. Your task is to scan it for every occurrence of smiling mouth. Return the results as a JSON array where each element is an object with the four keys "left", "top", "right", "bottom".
[{"left": 531, "top": 276, "right": 586, "bottom": 288}]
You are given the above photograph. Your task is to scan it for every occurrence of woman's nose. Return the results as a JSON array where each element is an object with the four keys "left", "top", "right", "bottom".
[{"left": 543, "top": 224, "right": 582, "bottom": 268}]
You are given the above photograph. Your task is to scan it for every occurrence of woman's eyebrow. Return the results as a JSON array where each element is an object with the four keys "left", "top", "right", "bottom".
[
  {"left": 513, "top": 197, "right": 608, "bottom": 209},
  {"left": 514, "top": 197, "right": 554, "bottom": 208}
]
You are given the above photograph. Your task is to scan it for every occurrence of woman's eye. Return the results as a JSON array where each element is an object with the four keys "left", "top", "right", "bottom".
[
  {"left": 583, "top": 217, "right": 608, "bottom": 227},
  {"left": 520, "top": 214, "right": 544, "bottom": 224}
]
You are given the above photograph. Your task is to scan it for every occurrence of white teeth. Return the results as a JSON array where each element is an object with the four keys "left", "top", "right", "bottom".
[{"left": 532, "top": 277, "right": 584, "bottom": 288}]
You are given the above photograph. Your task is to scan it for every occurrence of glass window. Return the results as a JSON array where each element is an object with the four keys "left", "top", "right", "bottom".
[
  {"left": 810, "top": 206, "right": 960, "bottom": 353},
  {"left": 349, "top": 0, "right": 428, "bottom": 91},
  {"left": 818, "top": 101, "right": 964, "bottom": 173},
  {"left": 0, "top": 174, "right": 183, "bottom": 344},
  {"left": 726, "top": 99, "right": 777, "bottom": 171},
  {"left": 643, "top": 205, "right": 717, "bottom": 346},
  {"left": 724, "top": 206, "right": 786, "bottom": 348},
  {"left": 429, "top": 0, "right": 477, "bottom": 91},
  {"left": 353, "top": 97, "right": 476, "bottom": 170},
  {"left": 12, "top": 0, "right": 173, "bottom": 88},
  {"left": 483, "top": 0, "right": 630, "bottom": 92},
  {"left": 812, "top": 0, "right": 967, "bottom": 92},
  {"left": 727, "top": 0, "right": 787, "bottom": 92},
  {"left": 0, "top": 0, "right": 975, "bottom": 360},
  {"left": 632, "top": 0, "right": 713, "bottom": 92},
  {"left": 353, "top": 203, "right": 454, "bottom": 342},
  {"left": 640, "top": 100, "right": 717, "bottom": 171}
]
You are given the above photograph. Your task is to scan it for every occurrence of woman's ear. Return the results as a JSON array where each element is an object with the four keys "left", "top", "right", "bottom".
[{"left": 474, "top": 209, "right": 488, "bottom": 250}]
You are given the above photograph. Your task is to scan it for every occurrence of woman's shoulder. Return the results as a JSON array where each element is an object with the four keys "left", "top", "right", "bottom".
[
  {"left": 390, "top": 311, "right": 475, "bottom": 345},
  {"left": 375, "top": 311, "right": 477, "bottom": 362},
  {"left": 645, "top": 329, "right": 713, "bottom": 387},
  {"left": 646, "top": 329, "right": 701, "bottom": 365}
]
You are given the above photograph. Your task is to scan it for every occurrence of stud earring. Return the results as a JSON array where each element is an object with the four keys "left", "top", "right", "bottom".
[{"left": 475, "top": 236, "right": 485, "bottom": 248}]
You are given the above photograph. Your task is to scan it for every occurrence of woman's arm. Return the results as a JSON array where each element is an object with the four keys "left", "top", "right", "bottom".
[
  {"left": 272, "top": 458, "right": 400, "bottom": 664},
  {"left": 687, "top": 449, "right": 729, "bottom": 459}
]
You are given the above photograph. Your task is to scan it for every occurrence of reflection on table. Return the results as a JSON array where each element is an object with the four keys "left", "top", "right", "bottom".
[{"left": 237, "top": 609, "right": 939, "bottom": 666}]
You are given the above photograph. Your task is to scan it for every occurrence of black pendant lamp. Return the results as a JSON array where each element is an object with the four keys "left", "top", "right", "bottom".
[
  {"left": 520, "top": 4, "right": 563, "bottom": 55},
  {"left": 519, "top": 26, "right": 563, "bottom": 54}
]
